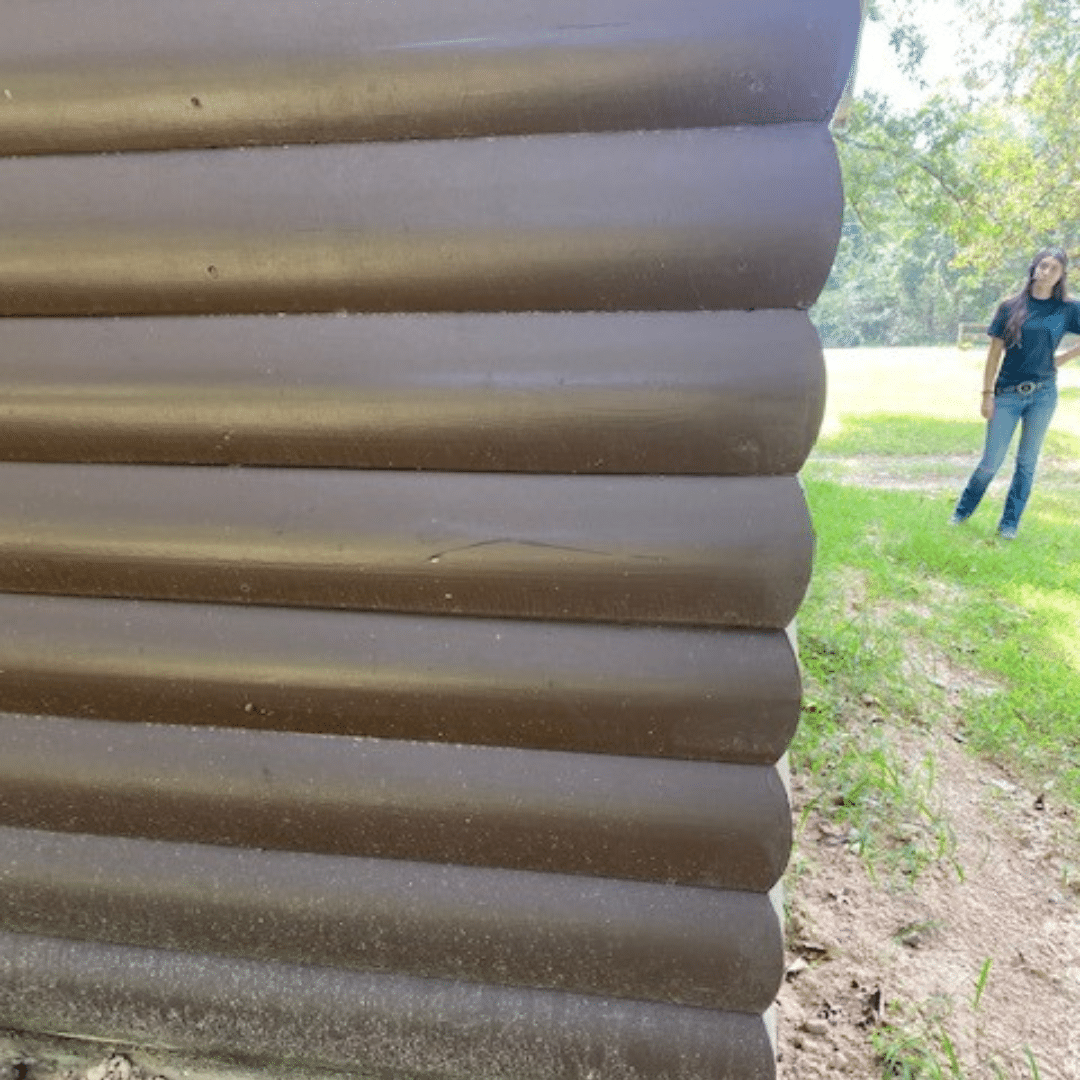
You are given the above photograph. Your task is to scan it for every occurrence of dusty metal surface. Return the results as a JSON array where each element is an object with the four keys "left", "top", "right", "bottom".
[
  {"left": 0, "top": 0, "right": 859, "bottom": 153},
  {"left": 0, "top": 827, "right": 784, "bottom": 1013},
  {"left": 0, "top": 0, "right": 860, "bottom": 1075},
  {"left": 0, "top": 713, "right": 791, "bottom": 890},
  {"left": 0, "top": 311, "right": 825, "bottom": 474},
  {"left": 0, "top": 595, "right": 800, "bottom": 761},
  {"left": 0, "top": 931, "right": 778, "bottom": 1080}
]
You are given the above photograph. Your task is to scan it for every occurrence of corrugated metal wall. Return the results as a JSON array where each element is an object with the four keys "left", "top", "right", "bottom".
[{"left": 0, "top": 2, "right": 860, "bottom": 1078}]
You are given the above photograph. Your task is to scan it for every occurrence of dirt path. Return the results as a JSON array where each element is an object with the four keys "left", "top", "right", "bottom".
[
  {"left": 779, "top": 722, "right": 1079, "bottom": 1079},
  {"left": 785, "top": 363, "right": 1080, "bottom": 1080}
]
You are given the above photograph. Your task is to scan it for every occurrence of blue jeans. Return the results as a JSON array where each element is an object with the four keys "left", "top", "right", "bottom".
[{"left": 953, "top": 381, "right": 1057, "bottom": 532}]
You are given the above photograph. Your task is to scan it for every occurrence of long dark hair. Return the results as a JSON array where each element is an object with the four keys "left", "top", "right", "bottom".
[{"left": 1002, "top": 248, "right": 1070, "bottom": 347}]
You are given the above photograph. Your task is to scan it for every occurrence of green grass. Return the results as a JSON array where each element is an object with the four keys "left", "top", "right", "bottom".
[
  {"left": 816, "top": 415, "right": 988, "bottom": 457},
  {"left": 793, "top": 414, "right": 1080, "bottom": 865},
  {"left": 792, "top": 408, "right": 1076, "bottom": 1079},
  {"left": 870, "top": 987, "right": 1043, "bottom": 1080},
  {"left": 815, "top": 412, "right": 1080, "bottom": 461}
]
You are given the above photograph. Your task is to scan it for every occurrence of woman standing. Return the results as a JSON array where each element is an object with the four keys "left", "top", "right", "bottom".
[{"left": 951, "top": 249, "right": 1080, "bottom": 538}]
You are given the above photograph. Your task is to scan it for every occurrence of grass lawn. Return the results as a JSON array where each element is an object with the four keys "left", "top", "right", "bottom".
[
  {"left": 782, "top": 347, "right": 1080, "bottom": 1080},
  {"left": 796, "top": 347, "right": 1080, "bottom": 841}
]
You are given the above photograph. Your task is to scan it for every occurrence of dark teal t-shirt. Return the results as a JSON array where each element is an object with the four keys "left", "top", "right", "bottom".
[{"left": 988, "top": 296, "right": 1080, "bottom": 388}]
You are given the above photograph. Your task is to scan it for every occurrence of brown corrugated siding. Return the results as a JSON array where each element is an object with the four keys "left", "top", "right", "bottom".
[
  {"left": 0, "top": 467, "right": 812, "bottom": 627},
  {"left": 0, "top": 714, "right": 793, "bottom": 889},
  {"left": 0, "top": 930, "right": 778, "bottom": 1080},
  {"left": 0, "top": 0, "right": 858, "bottom": 152},
  {"left": 0, "top": 311, "right": 825, "bottom": 474},
  {"left": 0, "top": 596, "right": 799, "bottom": 761},
  {"left": 0, "top": 1, "right": 860, "bottom": 1077},
  {"left": 0, "top": 126, "right": 841, "bottom": 315}
]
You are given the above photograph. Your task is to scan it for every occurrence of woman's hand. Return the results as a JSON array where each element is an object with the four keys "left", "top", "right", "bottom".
[{"left": 981, "top": 393, "right": 994, "bottom": 421}]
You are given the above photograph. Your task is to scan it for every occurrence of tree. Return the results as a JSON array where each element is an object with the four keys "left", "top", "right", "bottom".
[{"left": 817, "top": 0, "right": 1079, "bottom": 345}]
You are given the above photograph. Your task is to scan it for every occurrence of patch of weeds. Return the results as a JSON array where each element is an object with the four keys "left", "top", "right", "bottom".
[
  {"left": 873, "top": 996, "right": 962, "bottom": 1080},
  {"left": 1042, "top": 426, "right": 1080, "bottom": 461},
  {"left": 872, "top": 975, "right": 1045, "bottom": 1080},
  {"left": 792, "top": 486, "right": 965, "bottom": 879}
]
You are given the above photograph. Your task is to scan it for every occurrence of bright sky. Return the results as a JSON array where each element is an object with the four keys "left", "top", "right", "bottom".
[
  {"left": 855, "top": 1, "right": 965, "bottom": 111},
  {"left": 854, "top": 0, "right": 1018, "bottom": 113}
]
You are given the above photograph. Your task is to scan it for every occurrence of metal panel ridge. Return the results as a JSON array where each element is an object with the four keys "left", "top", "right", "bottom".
[
  {"left": 0, "top": 713, "right": 792, "bottom": 891},
  {"left": 0, "top": 126, "right": 843, "bottom": 315},
  {"left": 0, "top": 930, "right": 777, "bottom": 1080},
  {"left": 0, "top": 0, "right": 861, "bottom": 153},
  {"left": 0, "top": 311, "right": 826, "bottom": 475},
  {"left": 0, "top": 467, "right": 813, "bottom": 628},
  {"left": 0, "top": 594, "right": 800, "bottom": 762},
  {"left": 0, "top": 826, "right": 785, "bottom": 1013}
]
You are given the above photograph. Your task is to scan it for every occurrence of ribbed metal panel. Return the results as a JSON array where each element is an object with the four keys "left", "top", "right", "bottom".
[
  {"left": 0, "top": 0, "right": 860, "bottom": 1076},
  {"left": 0, "top": 930, "right": 778, "bottom": 1080},
  {"left": 0, "top": 827, "right": 784, "bottom": 1013},
  {"left": 0, "top": 126, "right": 841, "bottom": 315},
  {"left": 0, "top": 0, "right": 859, "bottom": 153},
  {"left": 0, "top": 466, "right": 812, "bottom": 627},
  {"left": 0, "top": 311, "right": 825, "bottom": 474},
  {"left": 0, "top": 713, "right": 792, "bottom": 890},
  {"left": 0, "top": 596, "right": 799, "bottom": 762}
]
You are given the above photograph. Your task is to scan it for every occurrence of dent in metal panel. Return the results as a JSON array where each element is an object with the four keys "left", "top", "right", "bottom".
[{"left": 0, "top": 468, "right": 813, "bottom": 628}]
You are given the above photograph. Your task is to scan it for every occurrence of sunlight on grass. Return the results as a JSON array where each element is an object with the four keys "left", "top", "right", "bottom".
[
  {"left": 815, "top": 414, "right": 987, "bottom": 458},
  {"left": 1011, "top": 587, "right": 1080, "bottom": 674},
  {"left": 797, "top": 475, "right": 1080, "bottom": 808},
  {"left": 814, "top": 412, "right": 1080, "bottom": 463}
]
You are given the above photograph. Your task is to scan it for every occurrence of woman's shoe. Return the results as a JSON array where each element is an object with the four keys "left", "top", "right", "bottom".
[{"left": 996, "top": 525, "right": 1017, "bottom": 540}]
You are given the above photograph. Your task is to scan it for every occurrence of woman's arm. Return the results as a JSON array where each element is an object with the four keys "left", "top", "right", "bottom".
[
  {"left": 980, "top": 337, "right": 1004, "bottom": 420},
  {"left": 1055, "top": 341, "right": 1080, "bottom": 366}
]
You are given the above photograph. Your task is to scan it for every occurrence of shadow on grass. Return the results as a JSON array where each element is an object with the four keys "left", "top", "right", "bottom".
[{"left": 814, "top": 412, "right": 1080, "bottom": 462}]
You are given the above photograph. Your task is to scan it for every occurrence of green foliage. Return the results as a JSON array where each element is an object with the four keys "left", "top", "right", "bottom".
[{"left": 820, "top": 0, "right": 1080, "bottom": 346}]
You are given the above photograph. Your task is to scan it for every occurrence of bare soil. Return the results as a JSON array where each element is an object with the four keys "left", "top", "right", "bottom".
[
  {"left": 780, "top": 429, "right": 1080, "bottom": 1080},
  {"left": 780, "top": 726, "right": 1080, "bottom": 1079}
]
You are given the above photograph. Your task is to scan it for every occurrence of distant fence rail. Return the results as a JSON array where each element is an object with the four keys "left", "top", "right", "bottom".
[{"left": 957, "top": 321, "right": 986, "bottom": 348}]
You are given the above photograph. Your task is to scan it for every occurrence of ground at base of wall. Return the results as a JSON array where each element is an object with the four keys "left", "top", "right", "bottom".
[
  {"left": 5, "top": 727, "right": 1077, "bottom": 1080},
  {"left": 0, "top": 1036, "right": 349, "bottom": 1080},
  {"left": 778, "top": 728, "right": 1080, "bottom": 1080}
]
